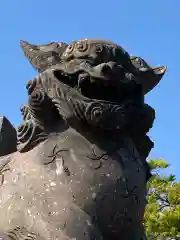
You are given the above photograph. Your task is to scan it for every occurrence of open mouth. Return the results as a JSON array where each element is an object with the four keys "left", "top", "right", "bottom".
[{"left": 53, "top": 68, "right": 138, "bottom": 104}]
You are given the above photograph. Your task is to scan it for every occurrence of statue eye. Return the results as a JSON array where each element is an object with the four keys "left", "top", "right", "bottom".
[
  {"left": 112, "top": 46, "right": 131, "bottom": 66},
  {"left": 136, "top": 58, "right": 143, "bottom": 67},
  {"left": 76, "top": 40, "right": 88, "bottom": 52},
  {"left": 134, "top": 57, "right": 150, "bottom": 69},
  {"left": 95, "top": 44, "right": 103, "bottom": 53},
  {"left": 113, "top": 46, "right": 128, "bottom": 59}
]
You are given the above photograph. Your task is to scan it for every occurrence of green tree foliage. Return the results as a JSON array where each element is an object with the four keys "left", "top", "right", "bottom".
[{"left": 143, "top": 158, "right": 180, "bottom": 240}]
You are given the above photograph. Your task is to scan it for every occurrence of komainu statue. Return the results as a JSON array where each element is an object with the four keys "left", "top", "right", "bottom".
[{"left": 0, "top": 39, "right": 166, "bottom": 240}]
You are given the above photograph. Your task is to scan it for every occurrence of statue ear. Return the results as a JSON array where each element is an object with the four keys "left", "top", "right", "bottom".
[
  {"left": 130, "top": 56, "right": 166, "bottom": 94},
  {"left": 144, "top": 65, "right": 166, "bottom": 94},
  {"left": 20, "top": 40, "right": 68, "bottom": 73}
]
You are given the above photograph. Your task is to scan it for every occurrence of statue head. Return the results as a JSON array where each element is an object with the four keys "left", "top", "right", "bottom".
[
  {"left": 21, "top": 38, "right": 166, "bottom": 96},
  {"left": 18, "top": 38, "right": 166, "bottom": 152}
]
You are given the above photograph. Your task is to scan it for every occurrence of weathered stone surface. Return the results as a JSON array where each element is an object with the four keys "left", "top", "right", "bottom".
[
  {"left": 0, "top": 130, "right": 146, "bottom": 240},
  {"left": 0, "top": 38, "right": 166, "bottom": 239},
  {"left": 0, "top": 116, "right": 17, "bottom": 156}
]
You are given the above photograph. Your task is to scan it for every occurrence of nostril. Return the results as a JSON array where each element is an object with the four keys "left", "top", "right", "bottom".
[
  {"left": 101, "top": 64, "right": 112, "bottom": 75},
  {"left": 107, "top": 61, "right": 117, "bottom": 69}
]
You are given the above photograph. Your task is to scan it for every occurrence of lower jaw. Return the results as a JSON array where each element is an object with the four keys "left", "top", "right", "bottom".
[{"left": 51, "top": 79, "right": 137, "bottom": 130}]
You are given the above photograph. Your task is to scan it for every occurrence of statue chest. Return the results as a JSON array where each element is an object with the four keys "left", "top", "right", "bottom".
[{"left": 0, "top": 129, "right": 146, "bottom": 239}]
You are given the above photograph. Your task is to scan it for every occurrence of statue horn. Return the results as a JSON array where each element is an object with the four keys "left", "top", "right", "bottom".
[
  {"left": 20, "top": 40, "right": 42, "bottom": 71},
  {"left": 130, "top": 56, "right": 166, "bottom": 94},
  {"left": 20, "top": 40, "right": 68, "bottom": 73}
]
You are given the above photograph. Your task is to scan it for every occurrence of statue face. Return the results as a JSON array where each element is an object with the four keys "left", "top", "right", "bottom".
[
  {"left": 20, "top": 38, "right": 166, "bottom": 104},
  {"left": 50, "top": 39, "right": 143, "bottom": 104}
]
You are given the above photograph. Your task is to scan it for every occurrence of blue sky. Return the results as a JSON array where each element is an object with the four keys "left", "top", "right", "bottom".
[{"left": 0, "top": 0, "right": 179, "bottom": 179}]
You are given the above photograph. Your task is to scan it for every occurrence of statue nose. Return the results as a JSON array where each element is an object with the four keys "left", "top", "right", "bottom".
[
  {"left": 101, "top": 62, "right": 118, "bottom": 75},
  {"left": 101, "top": 64, "right": 112, "bottom": 75},
  {"left": 102, "top": 62, "right": 127, "bottom": 81}
]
